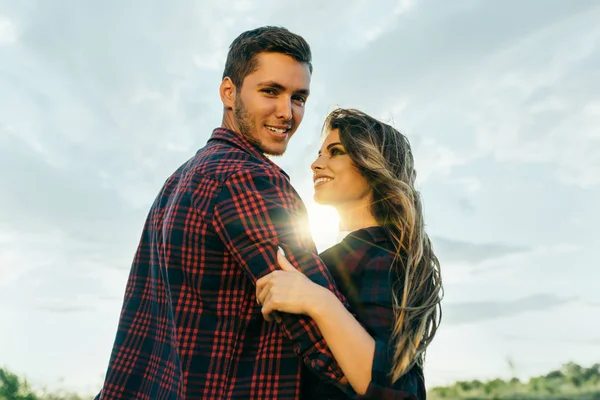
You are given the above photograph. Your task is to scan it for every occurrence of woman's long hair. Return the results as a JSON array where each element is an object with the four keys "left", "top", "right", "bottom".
[{"left": 323, "top": 108, "right": 443, "bottom": 381}]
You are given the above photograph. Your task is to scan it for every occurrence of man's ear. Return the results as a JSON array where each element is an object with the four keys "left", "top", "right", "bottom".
[{"left": 220, "top": 77, "right": 236, "bottom": 109}]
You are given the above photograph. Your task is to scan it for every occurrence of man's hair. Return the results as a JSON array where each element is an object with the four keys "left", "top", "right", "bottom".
[{"left": 222, "top": 26, "right": 312, "bottom": 88}]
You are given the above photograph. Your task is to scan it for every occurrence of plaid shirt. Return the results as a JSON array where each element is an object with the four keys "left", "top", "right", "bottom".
[
  {"left": 302, "top": 227, "right": 426, "bottom": 400},
  {"left": 95, "top": 128, "right": 350, "bottom": 399}
]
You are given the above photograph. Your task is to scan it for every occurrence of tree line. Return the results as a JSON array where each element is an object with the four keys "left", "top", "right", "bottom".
[{"left": 2, "top": 361, "right": 599, "bottom": 399}]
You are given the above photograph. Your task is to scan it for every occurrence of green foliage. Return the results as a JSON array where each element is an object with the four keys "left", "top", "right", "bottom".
[
  {"left": 428, "top": 362, "right": 600, "bottom": 400},
  {"left": 0, "top": 368, "right": 91, "bottom": 400},
  {"left": 0, "top": 368, "right": 37, "bottom": 400},
  {"left": 2, "top": 362, "right": 600, "bottom": 400}
]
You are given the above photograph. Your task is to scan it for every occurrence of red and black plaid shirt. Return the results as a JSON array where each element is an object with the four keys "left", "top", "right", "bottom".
[
  {"left": 95, "top": 128, "right": 350, "bottom": 399},
  {"left": 302, "top": 227, "right": 427, "bottom": 400}
]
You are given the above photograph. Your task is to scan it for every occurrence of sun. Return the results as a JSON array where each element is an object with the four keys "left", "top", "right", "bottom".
[{"left": 304, "top": 198, "right": 341, "bottom": 253}]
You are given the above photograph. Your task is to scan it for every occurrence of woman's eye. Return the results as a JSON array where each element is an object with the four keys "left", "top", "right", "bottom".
[{"left": 330, "top": 147, "right": 345, "bottom": 156}]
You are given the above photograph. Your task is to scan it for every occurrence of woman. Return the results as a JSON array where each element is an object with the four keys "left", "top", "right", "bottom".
[{"left": 256, "top": 108, "right": 443, "bottom": 399}]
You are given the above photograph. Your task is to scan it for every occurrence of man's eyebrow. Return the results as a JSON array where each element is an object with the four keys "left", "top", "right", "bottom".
[{"left": 257, "top": 81, "right": 310, "bottom": 96}]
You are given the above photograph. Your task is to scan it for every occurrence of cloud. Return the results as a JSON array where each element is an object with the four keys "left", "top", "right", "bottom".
[
  {"left": 433, "top": 237, "right": 529, "bottom": 265},
  {"left": 452, "top": 177, "right": 482, "bottom": 194},
  {"left": 456, "top": 197, "right": 477, "bottom": 215},
  {"left": 443, "top": 294, "right": 576, "bottom": 325},
  {"left": 460, "top": 8, "right": 600, "bottom": 187},
  {"left": 0, "top": 133, "right": 146, "bottom": 246},
  {"left": 413, "top": 138, "right": 469, "bottom": 183},
  {"left": 502, "top": 333, "right": 600, "bottom": 346},
  {"left": 33, "top": 305, "right": 96, "bottom": 314},
  {"left": 314, "top": 0, "right": 599, "bottom": 108},
  {"left": 0, "top": 14, "right": 18, "bottom": 45},
  {"left": 0, "top": 225, "right": 129, "bottom": 316},
  {"left": 301, "top": 0, "right": 600, "bottom": 188}
]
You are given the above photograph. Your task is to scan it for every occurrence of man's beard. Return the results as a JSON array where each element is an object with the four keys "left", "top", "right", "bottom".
[
  {"left": 234, "top": 96, "right": 265, "bottom": 152},
  {"left": 233, "top": 96, "right": 285, "bottom": 156}
]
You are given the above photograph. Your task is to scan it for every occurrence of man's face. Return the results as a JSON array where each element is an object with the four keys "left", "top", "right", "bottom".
[{"left": 233, "top": 52, "right": 311, "bottom": 156}]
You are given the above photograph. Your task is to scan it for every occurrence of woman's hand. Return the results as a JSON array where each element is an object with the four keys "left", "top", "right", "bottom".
[{"left": 256, "top": 248, "right": 326, "bottom": 322}]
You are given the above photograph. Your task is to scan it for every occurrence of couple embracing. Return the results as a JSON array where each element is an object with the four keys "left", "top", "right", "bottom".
[{"left": 95, "top": 26, "right": 442, "bottom": 400}]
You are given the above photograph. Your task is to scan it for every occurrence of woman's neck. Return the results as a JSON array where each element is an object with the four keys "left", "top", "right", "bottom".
[{"left": 336, "top": 203, "right": 379, "bottom": 232}]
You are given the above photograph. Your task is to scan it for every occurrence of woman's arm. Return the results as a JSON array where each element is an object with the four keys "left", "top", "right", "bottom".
[
  {"left": 307, "top": 285, "right": 376, "bottom": 395},
  {"left": 256, "top": 249, "right": 375, "bottom": 395},
  {"left": 257, "top": 248, "right": 423, "bottom": 399}
]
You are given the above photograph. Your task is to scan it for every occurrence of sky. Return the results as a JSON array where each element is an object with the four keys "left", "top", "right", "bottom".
[{"left": 1, "top": 0, "right": 599, "bottom": 395}]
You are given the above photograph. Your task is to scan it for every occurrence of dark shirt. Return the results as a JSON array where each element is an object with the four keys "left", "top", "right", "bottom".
[
  {"left": 95, "top": 128, "right": 350, "bottom": 399},
  {"left": 302, "top": 227, "right": 426, "bottom": 400}
]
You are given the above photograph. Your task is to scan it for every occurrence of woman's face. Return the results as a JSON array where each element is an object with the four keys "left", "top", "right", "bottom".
[{"left": 311, "top": 129, "right": 372, "bottom": 208}]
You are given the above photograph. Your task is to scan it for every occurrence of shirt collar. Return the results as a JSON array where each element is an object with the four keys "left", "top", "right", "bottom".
[
  {"left": 206, "top": 127, "right": 289, "bottom": 178},
  {"left": 345, "top": 226, "right": 389, "bottom": 245}
]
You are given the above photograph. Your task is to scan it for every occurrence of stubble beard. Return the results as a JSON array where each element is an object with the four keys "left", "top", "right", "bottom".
[{"left": 233, "top": 96, "right": 286, "bottom": 156}]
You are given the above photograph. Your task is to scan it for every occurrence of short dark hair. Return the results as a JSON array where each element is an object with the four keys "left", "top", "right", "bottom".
[{"left": 222, "top": 26, "right": 312, "bottom": 88}]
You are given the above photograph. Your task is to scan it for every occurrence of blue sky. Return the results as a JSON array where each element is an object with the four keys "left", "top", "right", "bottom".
[{"left": 1, "top": 0, "right": 599, "bottom": 394}]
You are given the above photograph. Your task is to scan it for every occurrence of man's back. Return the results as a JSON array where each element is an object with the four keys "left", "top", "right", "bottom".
[{"left": 96, "top": 128, "right": 347, "bottom": 399}]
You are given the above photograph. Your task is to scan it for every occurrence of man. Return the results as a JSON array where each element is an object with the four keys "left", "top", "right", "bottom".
[{"left": 95, "top": 26, "right": 352, "bottom": 399}]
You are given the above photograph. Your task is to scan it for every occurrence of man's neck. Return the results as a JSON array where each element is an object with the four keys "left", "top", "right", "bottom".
[{"left": 221, "top": 112, "right": 238, "bottom": 133}]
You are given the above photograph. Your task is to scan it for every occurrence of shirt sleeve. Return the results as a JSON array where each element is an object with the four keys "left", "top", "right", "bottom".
[
  {"left": 354, "top": 255, "right": 423, "bottom": 400},
  {"left": 209, "top": 166, "right": 350, "bottom": 385}
]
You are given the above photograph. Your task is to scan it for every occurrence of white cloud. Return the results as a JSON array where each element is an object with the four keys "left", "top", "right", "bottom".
[
  {"left": 0, "top": 14, "right": 18, "bottom": 45},
  {"left": 414, "top": 138, "right": 469, "bottom": 183},
  {"left": 452, "top": 177, "right": 482, "bottom": 194},
  {"left": 361, "top": 0, "right": 413, "bottom": 45},
  {"left": 461, "top": 7, "right": 600, "bottom": 187},
  {"left": 584, "top": 101, "right": 600, "bottom": 118}
]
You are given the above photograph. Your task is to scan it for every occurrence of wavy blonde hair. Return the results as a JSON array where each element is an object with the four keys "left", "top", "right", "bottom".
[{"left": 323, "top": 108, "right": 443, "bottom": 381}]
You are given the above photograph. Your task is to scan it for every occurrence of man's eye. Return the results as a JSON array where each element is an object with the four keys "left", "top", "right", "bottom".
[{"left": 292, "top": 96, "right": 306, "bottom": 105}]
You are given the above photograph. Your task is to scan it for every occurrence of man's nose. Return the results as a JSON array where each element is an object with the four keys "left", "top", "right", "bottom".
[{"left": 276, "top": 97, "right": 292, "bottom": 121}]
